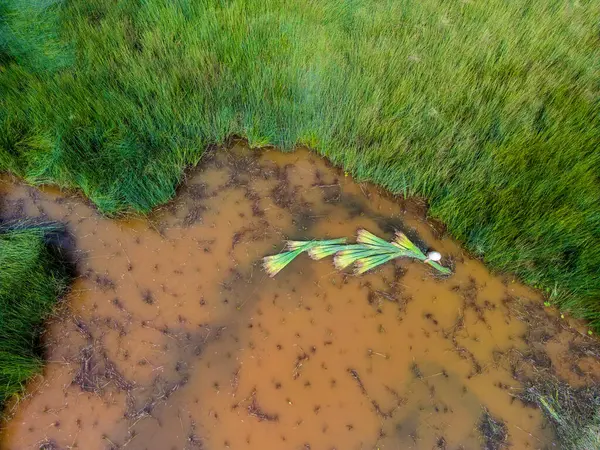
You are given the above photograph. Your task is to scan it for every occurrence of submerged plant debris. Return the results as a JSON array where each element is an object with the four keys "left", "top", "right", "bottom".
[
  {"left": 520, "top": 376, "right": 600, "bottom": 450},
  {"left": 478, "top": 407, "right": 509, "bottom": 450}
]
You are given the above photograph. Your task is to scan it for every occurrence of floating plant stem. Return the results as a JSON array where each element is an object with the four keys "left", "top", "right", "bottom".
[
  {"left": 356, "top": 229, "right": 394, "bottom": 247},
  {"left": 333, "top": 245, "right": 393, "bottom": 270},
  {"left": 286, "top": 238, "right": 346, "bottom": 252},
  {"left": 263, "top": 238, "right": 346, "bottom": 277},
  {"left": 354, "top": 253, "right": 399, "bottom": 275},
  {"left": 426, "top": 260, "right": 452, "bottom": 275},
  {"left": 263, "top": 248, "right": 306, "bottom": 277},
  {"left": 392, "top": 231, "right": 426, "bottom": 259},
  {"left": 308, "top": 243, "right": 349, "bottom": 260}
]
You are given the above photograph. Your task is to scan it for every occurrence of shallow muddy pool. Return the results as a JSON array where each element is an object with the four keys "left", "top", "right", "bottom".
[{"left": 1, "top": 144, "right": 598, "bottom": 450}]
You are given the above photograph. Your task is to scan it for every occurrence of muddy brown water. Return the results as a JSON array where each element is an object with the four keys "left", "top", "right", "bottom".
[{"left": 1, "top": 144, "right": 598, "bottom": 450}]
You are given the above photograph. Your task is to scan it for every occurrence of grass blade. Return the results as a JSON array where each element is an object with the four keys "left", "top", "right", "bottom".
[
  {"left": 392, "top": 232, "right": 426, "bottom": 259},
  {"left": 354, "top": 253, "right": 399, "bottom": 275},
  {"left": 263, "top": 248, "right": 304, "bottom": 277},
  {"left": 426, "top": 260, "right": 452, "bottom": 275},
  {"left": 356, "top": 229, "right": 395, "bottom": 248},
  {"left": 308, "top": 244, "right": 349, "bottom": 260}
]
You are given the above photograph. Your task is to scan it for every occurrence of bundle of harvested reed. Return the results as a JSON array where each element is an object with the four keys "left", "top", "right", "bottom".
[{"left": 263, "top": 230, "right": 451, "bottom": 276}]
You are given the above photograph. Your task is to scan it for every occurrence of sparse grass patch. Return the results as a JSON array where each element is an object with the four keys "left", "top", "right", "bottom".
[
  {"left": 0, "top": 223, "right": 73, "bottom": 412},
  {"left": 0, "top": 0, "right": 599, "bottom": 327},
  {"left": 521, "top": 376, "right": 600, "bottom": 450},
  {"left": 478, "top": 407, "right": 509, "bottom": 450}
]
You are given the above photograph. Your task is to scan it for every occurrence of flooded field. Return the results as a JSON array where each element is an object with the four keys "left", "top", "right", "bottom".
[{"left": 1, "top": 144, "right": 598, "bottom": 450}]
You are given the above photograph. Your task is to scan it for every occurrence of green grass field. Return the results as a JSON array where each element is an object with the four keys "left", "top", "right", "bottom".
[
  {"left": 1, "top": 0, "right": 599, "bottom": 330},
  {"left": 0, "top": 223, "right": 72, "bottom": 411}
]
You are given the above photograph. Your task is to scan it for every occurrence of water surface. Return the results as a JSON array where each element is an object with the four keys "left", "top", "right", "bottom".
[{"left": 1, "top": 144, "right": 598, "bottom": 450}]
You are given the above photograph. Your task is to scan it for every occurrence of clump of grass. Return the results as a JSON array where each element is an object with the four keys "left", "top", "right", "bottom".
[
  {"left": 520, "top": 377, "right": 600, "bottom": 450},
  {"left": 0, "top": 0, "right": 599, "bottom": 326},
  {"left": 0, "top": 222, "right": 73, "bottom": 411},
  {"left": 478, "top": 407, "right": 509, "bottom": 450}
]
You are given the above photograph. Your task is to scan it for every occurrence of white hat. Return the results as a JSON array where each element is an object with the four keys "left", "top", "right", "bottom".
[{"left": 425, "top": 251, "right": 442, "bottom": 262}]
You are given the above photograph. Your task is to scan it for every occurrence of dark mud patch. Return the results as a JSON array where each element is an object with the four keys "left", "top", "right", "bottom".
[
  {"left": 186, "top": 420, "right": 204, "bottom": 449},
  {"left": 497, "top": 297, "right": 600, "bottom": 448},
  {"left": 73, "top": 345, "right": 133, "bottom": 393},
  {"left": 224, "top": 149, "right": 267, "bottom": 180},
  {"left": 246, "top": 389, "right": 279, "bottom": 422},
  {"left": 230, "top": 220, "right": 272, "bottom": 252},
  {"left": 244, "top": 186, "right": 265, "bottom": 217},
  {"left": 38, "top": 440, "right": 61, "bottom": 450},
  {"left": 568, "top": 338, "right": 600, "bottom": 361},
  {"left": 270, "top": 165, "right": 310, "bottom": 214},
  {"left": 140, "top": 289, "right": 154, "bottom": 305},
  {"left": 183, "top": 205, "right": 207, "bottom": 227},
  {"left": 364, "top": 275, "right": 411, "bottom": 318},
  {"left": 504, "top": 296, "right": 600, "bottom": 384},
  {"left": 71, "top": 321, "right": 133, "bottom": 394},
  {"left": 0, "top": 198, "right": 26, "bottom": 219},
  {"left": 318, "top": 182, "right": 342, "bottom": 204},
  {"left": 186, "top": 183, "right": 209, "bottom": 201},
  {"left": 93, "top": 272, "right": 117, "bottom": 292}
]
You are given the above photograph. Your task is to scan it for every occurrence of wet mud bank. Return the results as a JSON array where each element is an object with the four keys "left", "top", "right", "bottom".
[{"left": 1, "top": 144, "right": 599, "bottom": 449}]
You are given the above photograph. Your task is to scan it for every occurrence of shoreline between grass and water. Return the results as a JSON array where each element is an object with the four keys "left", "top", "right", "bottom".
[
  {"left": 1, "top": 0, "right": 599, "bottom": 331},
  {"left": 1, "top": 150, "right": 599, "bottom": 449}
]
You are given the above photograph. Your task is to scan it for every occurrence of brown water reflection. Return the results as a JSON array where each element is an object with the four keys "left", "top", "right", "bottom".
[{"left": 1, "top": 144, "right": 598, "bottom": 450}]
